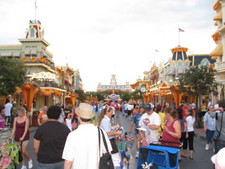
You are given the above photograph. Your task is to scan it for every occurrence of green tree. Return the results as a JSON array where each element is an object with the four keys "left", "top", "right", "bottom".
[
  {"left": 85, "top": 91, "right": 105, "bottom": 101},
  {"left": 75, "top": 89, "right": 86, "bottom": 102},
  {"left": 178, "top": 65, "right": 217, "bottom": 109},
  {"left": 0, "top": 57, "right": 26, "bottom": 96},
  {"left": 131, "top": 89, "right": 143, "bottom": 101},
  {"left": 96, "top": 91, "right": 105, "bottom": 101},
  {"left": 120, "top": 91, "right": 132, "bottom": 101}
]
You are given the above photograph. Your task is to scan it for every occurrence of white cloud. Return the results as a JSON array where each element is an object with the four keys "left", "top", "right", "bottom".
[{"left": 0, "top": 0, "right": 218, "bottom": 91}]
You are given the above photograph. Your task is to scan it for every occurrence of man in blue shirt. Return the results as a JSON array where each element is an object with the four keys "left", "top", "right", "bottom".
[{"left": 204, "top": 105, "right": 216, "bottom": 150}]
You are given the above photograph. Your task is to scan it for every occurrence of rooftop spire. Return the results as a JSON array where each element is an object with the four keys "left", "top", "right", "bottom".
[{"left": 35, "top": 0, "right": 37, "bottom": 22}]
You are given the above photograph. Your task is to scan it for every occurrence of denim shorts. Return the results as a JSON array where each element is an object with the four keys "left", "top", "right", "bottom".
[
  {"left": 37, "top": 161, "right": 64, "bottom": 169},
  {"left": 206, "top": 129, "right": 215, "bottom": 143}
]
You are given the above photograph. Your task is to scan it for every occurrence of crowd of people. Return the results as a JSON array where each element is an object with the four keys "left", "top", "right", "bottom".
[
  {"left": 0, "top": 99, "right": 225, "bottom": 168},
  {"left": 125, "top": 100, "right": 225, "bottom": 168}
]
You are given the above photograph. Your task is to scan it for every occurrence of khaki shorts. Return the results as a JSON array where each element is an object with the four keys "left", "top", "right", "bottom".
[{"left": 16, "top": 140, "right": 28, "bottom": 147}]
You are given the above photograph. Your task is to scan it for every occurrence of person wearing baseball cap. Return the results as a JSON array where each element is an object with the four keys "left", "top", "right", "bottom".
[
  {"left": 63, "top": 103, "right": 112, "bottom": 169},
  {"left": 138, "top": 103, "right": 161, "bottom": 143}
]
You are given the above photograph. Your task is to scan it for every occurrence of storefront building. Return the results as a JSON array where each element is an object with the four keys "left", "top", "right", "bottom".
[{"left": 0, "top": 20, "right": 80, "bottom": 111}]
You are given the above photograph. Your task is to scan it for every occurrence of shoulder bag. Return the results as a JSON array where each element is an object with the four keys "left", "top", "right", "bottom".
[
  {"left": 212, "top": 111, "right": 223, "bottom": 141},
  {"left": 98, "top": 127, "right": 114, "bottom": 169}
]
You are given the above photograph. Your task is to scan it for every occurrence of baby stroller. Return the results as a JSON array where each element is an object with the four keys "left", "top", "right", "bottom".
[
  {"left": 0, "top": 128, "right": 20, "bottom": 169},
  {"left": 115, "top": 130, "right": 135, "bottom": 169},
  {"left": 137, "top": 141, "right": 182, "bottom": 169}
]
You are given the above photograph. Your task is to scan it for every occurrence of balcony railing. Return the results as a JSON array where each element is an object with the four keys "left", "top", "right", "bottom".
[
  {"left": 215, "top": 61, "right": 225, "bottom": 71},
  {"left": 32, "top": 80, "right": 66, "bottom": 89}
]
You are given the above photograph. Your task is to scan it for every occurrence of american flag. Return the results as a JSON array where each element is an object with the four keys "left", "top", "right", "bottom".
[
  {"left": 35, "top": 0, "right": 37, "bottom": 9},
  {"left": 179, "top": 28, "right": 184, "bottom": 32}
]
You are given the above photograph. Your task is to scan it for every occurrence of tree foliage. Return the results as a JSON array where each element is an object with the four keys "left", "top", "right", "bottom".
[
  {"left": 75, "top": 89, "right": 86, "bottom": 102},
  {"left": 178, "top": 65, "right": 217, "bottom": 113},
  {"left": 178, "top": 66, "right": 217, "bottom": 97},
  {"left": 120, "top": 91, "right": 132, "bottom": 101},
  {"left": 131, "top": 89, "right": 143, "bottom": 100},
  {"left": 0, "top": 57, "right": 26, "bottom": 96},
  {"left": 95, "top": 92, "right": 105, "bottom": 101}
]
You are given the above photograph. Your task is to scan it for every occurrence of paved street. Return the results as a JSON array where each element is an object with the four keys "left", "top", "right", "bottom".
[
  {"left": 17, "top": 112, "right": 214, "bottom": 169},
  {"left": 115, "top": 112, "right": 215, "bottom": 169}
]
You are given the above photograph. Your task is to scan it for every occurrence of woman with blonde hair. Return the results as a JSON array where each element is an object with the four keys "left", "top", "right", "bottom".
[
  {"left": 10, "top": 107, "right": 32, "bottom": 169},
  {"left": 98, "top": 107, "right": 122, "bottom": 169}
]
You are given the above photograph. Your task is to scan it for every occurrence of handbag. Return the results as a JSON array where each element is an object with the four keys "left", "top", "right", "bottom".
[
  {"left": 109, "top": 138, "right": 118, "bottom": 154},
  {"left": 98, "top": 127, "right": 114, "bottom": 169},
  {"left": 18, "top": 141, "right": 23, "bottom": 163},
  {"left": 212, "top": 112, "right": 223, "bottom": 141}
]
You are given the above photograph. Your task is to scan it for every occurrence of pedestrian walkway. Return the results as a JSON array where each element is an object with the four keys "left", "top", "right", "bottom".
[
  {"left": 115, "top": 112, "right": 138, "bottom": 168},
  {"left": 15, "top": 112, "right": 213, "bottom": 169},
  {"left": 115, "top": 112, "right": 214, "bottom": 169}
]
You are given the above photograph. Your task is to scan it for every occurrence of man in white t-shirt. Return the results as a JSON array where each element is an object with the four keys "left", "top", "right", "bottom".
[
  {"left": 4, "top": 99, "right": 12, "bottom": 126},
  {"left": 63, "top": 103, "right": 112, "bottom": 169},
  {"left": 139, "top": 103, "right": 161, "bottom": 143}
]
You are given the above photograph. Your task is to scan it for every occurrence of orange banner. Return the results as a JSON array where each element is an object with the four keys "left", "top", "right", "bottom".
[
  {"left": 70, "top": 94, "right": 77, "bottom": 108},
  {"left": 54, "top": 90, "right": 62, "bottom": 97},
  {"left": 40, "top": 89, "right": 53, "bottom": 96},
  {"left": 22, "top": 84, "right": 39, "bottom": 112},
  {"left": 171, "top": 86, "right": 183, "bottom": 108}
]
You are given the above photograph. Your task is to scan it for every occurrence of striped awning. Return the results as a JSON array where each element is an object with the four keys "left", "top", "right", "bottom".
[
  {"left": 213, "top": 10, "right": 222, "bottom": 21},
  {"left": 24, "top": 47, "right": 31, "bottom": 55},
  {"left": 12, "top": 51, "right": 21, "bottom": 57},
  {"left": 30, "top": 46, "right": 37, "bottom": 55},
  {"left": 0, "top": 51, "right": 12, "bottom": 56},
  {"left": 210, "top": 42, "right": 223, "bottom": 59}
]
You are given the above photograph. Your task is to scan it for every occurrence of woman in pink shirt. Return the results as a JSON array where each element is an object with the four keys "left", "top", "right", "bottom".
[{"left": 161, "top": 107, "right": 181, "bottom": 147}]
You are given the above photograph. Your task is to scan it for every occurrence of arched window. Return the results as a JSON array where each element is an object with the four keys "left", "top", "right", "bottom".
[
  {"left": 30, "top": 28, "right": 36, "bottom": 38},
  {"left": 200, "top": 58, "right": 210, "bottom": 67}
]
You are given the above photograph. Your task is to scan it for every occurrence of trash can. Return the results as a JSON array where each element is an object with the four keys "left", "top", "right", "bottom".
[{"left": 32, "top": 111, "right": 40, "bottom": 127}]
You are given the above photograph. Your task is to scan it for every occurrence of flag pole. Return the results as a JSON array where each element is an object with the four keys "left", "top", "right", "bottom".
[
  {"left": 178, "top": 26, "right": 180, "bottom": 46},
  {"left": 35, "top": 0, "right": 37, "bottom": 22}
]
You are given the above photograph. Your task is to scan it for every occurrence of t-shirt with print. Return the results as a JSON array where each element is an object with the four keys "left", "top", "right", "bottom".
[
  {"left": 139, "top": 112, "right": 161, "bottom": 142},
  {"left": 34, "top": 121, "right": 70, "bottom": 164},
  {"left": 38, "top": 112, "right": 48, "bottom": 124}
]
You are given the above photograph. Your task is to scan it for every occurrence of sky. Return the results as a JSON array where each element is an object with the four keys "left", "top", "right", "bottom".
[{"left": 0, "top": 0, "right": 217, "bottom": 91}]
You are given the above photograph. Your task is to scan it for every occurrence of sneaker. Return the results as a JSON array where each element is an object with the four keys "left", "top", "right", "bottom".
[
  {"left": 205, "top": 144, "right": 209, "bottom": 150},
  {"left": 135, "top": 151, "right": 139, "bottom": 158},
  {"left": 21, "top": 166, "right": 27, "bottom": 169},
  {"left": 28, "top": 159, "right": 33, "bottom": 169}
]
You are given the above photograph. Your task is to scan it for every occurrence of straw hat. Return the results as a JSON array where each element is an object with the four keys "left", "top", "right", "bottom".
[{"left": 76, "top": 103, "right": 95, "bottom": 119}]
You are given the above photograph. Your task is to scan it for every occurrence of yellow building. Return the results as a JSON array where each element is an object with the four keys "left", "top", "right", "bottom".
[
  {"left": 0, "top": 20, "right": 79, "bottom": 111},
  {"left": 210, "top": 0, "right": 225, "bottom": 100}
]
